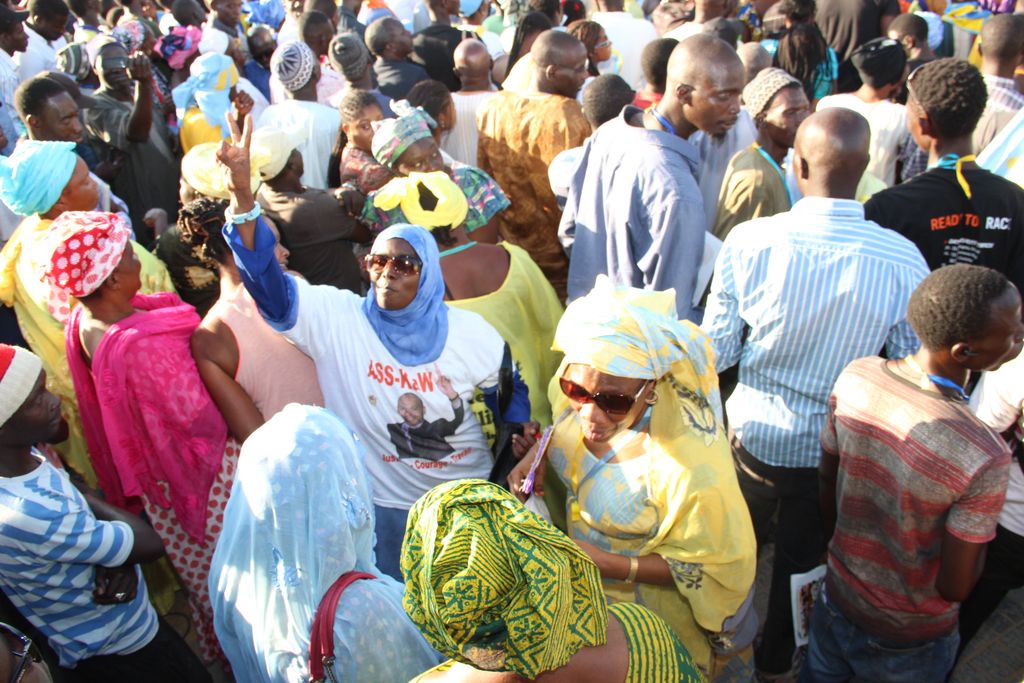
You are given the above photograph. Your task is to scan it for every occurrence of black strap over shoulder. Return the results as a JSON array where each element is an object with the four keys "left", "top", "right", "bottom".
[{"left": 489, "top": 343, "right": 522, "bottom": 488}]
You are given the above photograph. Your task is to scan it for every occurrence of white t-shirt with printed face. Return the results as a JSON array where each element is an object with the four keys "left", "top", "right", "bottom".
[{"left": 283, "top": 278, "right": 502, "bottom": 509}]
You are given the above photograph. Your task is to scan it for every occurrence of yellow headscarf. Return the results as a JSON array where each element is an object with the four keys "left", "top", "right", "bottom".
[
  {"left": 401, "top": 479, "right": 607, "bottom": 678},
  {"left": 552, "top": 275, "right": 722, "bottom": 444},
  {"left": 547, "top": 277, "right": 755, "bottom": 669},
  {"left": 373, "top": 171, "right": 469, "bottom": 230}
]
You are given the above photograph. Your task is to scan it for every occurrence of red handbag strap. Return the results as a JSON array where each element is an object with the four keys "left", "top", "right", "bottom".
[{"left": 308, "top": 571, "right": 376, "bottom": 681}]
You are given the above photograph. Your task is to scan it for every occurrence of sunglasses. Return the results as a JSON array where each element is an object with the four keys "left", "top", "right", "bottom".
[
  {"left": 0, "top": 623, "right": 41, "bottom": 683},
  {"left": 559, "top": 378, "right": 649, "bottom": 418},
  {"left": 364, "top": 253, "right": 423, "bottom": 278}
]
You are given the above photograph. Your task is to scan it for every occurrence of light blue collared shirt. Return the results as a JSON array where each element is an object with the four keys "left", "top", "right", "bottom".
[
  {"left": 701, "top": 196, "right": 930, "bottom": 468},
  {"left": 559, "top": 106, "right": 706, "bottom": 321}
]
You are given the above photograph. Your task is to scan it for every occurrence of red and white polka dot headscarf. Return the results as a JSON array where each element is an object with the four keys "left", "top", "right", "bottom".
[{"left": 44, "top": 211, "right": 131, "bottom": 299}]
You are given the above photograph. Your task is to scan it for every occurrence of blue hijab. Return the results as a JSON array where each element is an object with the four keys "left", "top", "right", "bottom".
[
  {"left": 362, "top": 224, "right": 448, "bottom": 366},
  {"left": 0, "top": 140, "right": 78, "bottom": 216}
]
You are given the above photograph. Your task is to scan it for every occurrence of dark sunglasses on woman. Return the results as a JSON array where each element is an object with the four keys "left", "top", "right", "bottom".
[
  {"left": 559, "top": 377, "right": 650, "bottom": 419},
  {"left": 364, "top": 253, "right": 423, "bottom": 278},
  {"left": 0, "top": 623, "right": 42, "bottom": 683}
]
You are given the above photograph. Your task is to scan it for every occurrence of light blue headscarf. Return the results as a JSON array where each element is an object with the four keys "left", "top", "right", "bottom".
[
  {"left": 209, "top": 404, "right": 438, "bottom": 682},
  {"left": 171, "top": 52, "right": 238, "bottom": 137},
  {"left": 0, "top": 140, "right": 78, "bottom": 216},
  {"left": 362, "top": 224, "right": 449, "bottom": 366}
]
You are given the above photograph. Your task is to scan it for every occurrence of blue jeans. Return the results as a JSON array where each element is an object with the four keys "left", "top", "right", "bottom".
[
  {"left": 799, "top": 590, "right": 959, "bottom": 683},
  {"left": 374, "top": 504, "right": 409, "bottom": 581}
]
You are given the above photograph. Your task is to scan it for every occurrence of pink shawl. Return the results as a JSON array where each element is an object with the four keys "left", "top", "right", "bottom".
[{"left": 66, "top": 292, "right": 227, "bottom": 543}]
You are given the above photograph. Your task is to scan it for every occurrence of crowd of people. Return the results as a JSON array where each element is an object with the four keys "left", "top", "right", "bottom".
[{"left": 0, "top": 0, "right": 1022, "bottom": 680}]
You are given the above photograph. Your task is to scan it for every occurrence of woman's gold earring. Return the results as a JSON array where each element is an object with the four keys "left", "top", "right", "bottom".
[{"left": 645, "top": 390, "right": 659, "bottom": 406}]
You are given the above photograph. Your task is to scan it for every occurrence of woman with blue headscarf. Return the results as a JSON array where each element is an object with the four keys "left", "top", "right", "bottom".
[
  {"left": 172, "top": 52, "right": 253, "bottom": 153},
  {"left": 209, "top": 404, "right": 440, "bottom": 682},
  {"left": 216, "top": 115, "right": 530, "bottom": 579}
]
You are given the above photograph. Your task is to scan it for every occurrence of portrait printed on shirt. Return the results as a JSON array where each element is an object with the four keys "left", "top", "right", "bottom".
[{"left": 380, "top": 365, "right": 472, "bottom": 462}]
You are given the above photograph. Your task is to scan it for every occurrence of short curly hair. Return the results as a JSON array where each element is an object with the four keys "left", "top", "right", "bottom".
[
  {"left": 907, "top": 264, "right": 1013, "bottom": 351},
  {"left": 908, "top": 58, "right": 987, "bottom": 139}
]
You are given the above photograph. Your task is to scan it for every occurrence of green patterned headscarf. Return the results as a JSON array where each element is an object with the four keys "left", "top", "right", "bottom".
[{"left": 402, "top": 480, "right": 608, "bottom": 678}]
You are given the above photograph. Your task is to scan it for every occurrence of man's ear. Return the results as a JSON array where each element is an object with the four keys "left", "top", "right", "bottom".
[
  {"left": 917, "top": 111, "right": 937, "bottom": 140},
  {"left": 676, "top": 82, "right": 694, "bottom": 105},
  {"left": 25, "top": 113, "right": 41, "bottom": 134},
  {"left": 795, "top": 152, "right": 809, "bottom": 180},
  {"left": 949, "top": 341, "right": 981, "bottom": 366}
]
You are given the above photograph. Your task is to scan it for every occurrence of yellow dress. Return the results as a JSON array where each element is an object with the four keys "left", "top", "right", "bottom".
[
  {"left": 448, "top": 243, "right": 563, "bottom": 429},
  {"left": 179, "top": 108, "right": 227, "bottom": 155},
  {"left": 448, "top": 243, "right": 568, "bottom": 526},
  {"left": 0, "top": 216, "right": 176, "bottom": 486}
]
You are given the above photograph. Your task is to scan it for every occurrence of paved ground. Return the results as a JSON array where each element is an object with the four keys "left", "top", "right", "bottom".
[
  {"left": 753, "top": 546, "right": 1024, "bottom": 683},
  {"left": 953, "top": 587, "right": 1024, "bottom": 683}
]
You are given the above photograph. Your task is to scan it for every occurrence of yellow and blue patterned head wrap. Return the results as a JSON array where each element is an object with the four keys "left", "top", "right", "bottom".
[
  {"left": 373, "top": 171, "right": 469, "bottom": 229},
  {"left": 402, "top": 480, "right": 608, "bottom": 678},
  {"left": 171, "top": 52, "right": 239, "bottom": 138},
  {"left": 553, "top": 276, "right": 724, "bottom": 442}
]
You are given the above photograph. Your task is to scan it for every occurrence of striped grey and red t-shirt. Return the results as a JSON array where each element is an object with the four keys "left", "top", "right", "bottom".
[{"left": 822, "top": 356, "right": 1011, "bottom": 643}]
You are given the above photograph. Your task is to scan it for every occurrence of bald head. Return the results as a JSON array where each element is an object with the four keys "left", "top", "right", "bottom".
[
  {"left": 662, "top": 35, "right": 744, "bottom": 137},
  {"left": 737, "top": 41, "right": 771, "bottom": 84},
  {"left": 794, "top": 108, "right": 870, "bottom": 199},
  {"left": 454, "top": 38, "right": 492, "bottom": 89},
  {"left": 533, "top": 30, "right": 588, "bottom": 98},
  {"left": 455, "top": 38, "right": 490, "bottom": 72},
  {"left": 669, "top": 34, "right": 743, "bottom": 90},
  {"left": 532, "top": 28, "right": 586, "bottom": 68}
]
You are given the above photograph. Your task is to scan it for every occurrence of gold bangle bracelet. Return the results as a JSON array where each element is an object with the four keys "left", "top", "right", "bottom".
[{"left": 625, "top": 556, "right": 639, "bottom": 583}]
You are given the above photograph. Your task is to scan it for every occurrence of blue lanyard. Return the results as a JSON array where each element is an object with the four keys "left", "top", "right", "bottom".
[
  {"left": 753, "top": 143, "right": 792, "bottom": 207},
  {"left": 647, "top": 107, "right": 676, "bottom": 137},
  {"left": 933, "top": 154, "right": 962, "bottom": 170},
  {"left": 905, "top": 355, "right": 969, "bottom": 401},
  {"left": 928, "top": 375, "right": 970, "bottom": 401},
  {"left": 577, "top": 407, "right": 653, "bottom": 490}
]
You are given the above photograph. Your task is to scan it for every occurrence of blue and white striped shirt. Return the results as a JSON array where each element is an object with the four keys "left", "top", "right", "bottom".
[
  {"left": 0, "top": 454, "right": 158, "bottom": 667},
  {"left": 702, "top": 197, "right": 930, "bottom": 468}
]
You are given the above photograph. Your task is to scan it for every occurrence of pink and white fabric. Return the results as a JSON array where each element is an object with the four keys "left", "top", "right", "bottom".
[
  {"left": 44, "top": 211, "right": 130, "bottom": 299},
  {"left": 65, "top": 291, "right": 229, "bottom": 541}
]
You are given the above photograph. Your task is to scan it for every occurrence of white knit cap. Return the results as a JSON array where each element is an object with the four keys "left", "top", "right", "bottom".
[{"left": 0, "top": 345, "right": 43, "bottom": 427}]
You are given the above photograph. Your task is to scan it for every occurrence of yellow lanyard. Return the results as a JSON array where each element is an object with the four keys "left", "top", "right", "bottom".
[{"left": 934, "top": 153, "right": 976, "bottom": 199}]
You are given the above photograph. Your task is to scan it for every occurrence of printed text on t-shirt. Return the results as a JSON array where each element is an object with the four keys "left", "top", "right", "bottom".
[
  {"left": 929, "top": 213, "right": 1012, "bottom": 231},
  {"left": 366, "top": 361, "right": 436, "bottom": 392}
]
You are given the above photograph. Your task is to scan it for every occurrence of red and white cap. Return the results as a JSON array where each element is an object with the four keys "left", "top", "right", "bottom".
[
  {"left": 44, "top": 211, "right": 131, "bottom": 299},
  {"left": 0, "top": 344, "right": 43, "bottom": 427}
]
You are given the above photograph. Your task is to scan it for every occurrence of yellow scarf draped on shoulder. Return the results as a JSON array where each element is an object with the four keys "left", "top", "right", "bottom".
[{"left": 547, "top": 277, "right": 757, "bottom": 669}]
